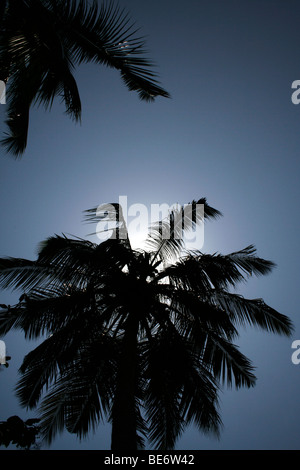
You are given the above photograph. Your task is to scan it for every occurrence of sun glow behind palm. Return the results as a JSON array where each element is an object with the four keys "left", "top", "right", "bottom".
[
  {"left": 128, "top": 228, "right": 148, "bottom": 250},
  {"left": 0, "top": 199, "right": 293, "bottom": 450}
]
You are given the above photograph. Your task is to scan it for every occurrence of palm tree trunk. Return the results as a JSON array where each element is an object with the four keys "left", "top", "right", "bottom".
[{"left": 111, "top": 314, "right": 139, "bottom": 450}]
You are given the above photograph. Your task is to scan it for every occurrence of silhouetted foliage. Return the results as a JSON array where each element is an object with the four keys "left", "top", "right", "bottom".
[
  {"left": 0, "top": 199, "right": 293, "bottom": 450},
  {"left": 0, "top": 415, "right": 40, "bottom": 449},
  {"left": 0, "top": 0, "right": 170, "bottom": 156}
]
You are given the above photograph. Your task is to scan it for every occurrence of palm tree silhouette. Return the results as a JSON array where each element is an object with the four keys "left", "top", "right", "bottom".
[
  {"left": 0, "top": 0, "right": 170, "bottom": 156},
  {"left": 0, "top": 198, "right": 293, "bottom": 450}
]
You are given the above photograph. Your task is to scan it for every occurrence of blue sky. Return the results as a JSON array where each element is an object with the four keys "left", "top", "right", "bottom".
[{"left": 0, "top": 0, "right": 300, "bottom": 450}]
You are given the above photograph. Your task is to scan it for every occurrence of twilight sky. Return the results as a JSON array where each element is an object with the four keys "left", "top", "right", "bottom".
[{"left": 1, "top": 0, "right": 300, "bottom": 450}]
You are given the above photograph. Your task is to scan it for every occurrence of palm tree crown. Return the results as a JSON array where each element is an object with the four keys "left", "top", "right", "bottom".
[
  {"left": 0, "top": 198, "right": 293, "bottom": 450},
  {"left": 0, "top": 0, "right": 170, "bottom": 156}
]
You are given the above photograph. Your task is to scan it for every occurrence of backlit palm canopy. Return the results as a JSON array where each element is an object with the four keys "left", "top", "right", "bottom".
[
  {"left": 0, "top": 198, "right": 293, "bottom": 450},
  {"left": 0, "top": 0, "right": 170, "bottom": 156}
]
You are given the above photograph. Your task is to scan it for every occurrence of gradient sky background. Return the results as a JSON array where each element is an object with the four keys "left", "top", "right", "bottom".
[{"left": 1, "top": 0, "right": 300, "bottom": 450}]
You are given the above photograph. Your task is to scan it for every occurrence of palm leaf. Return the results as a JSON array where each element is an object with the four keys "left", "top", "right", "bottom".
[
  {"left": 63, "top": 337, "right": 119, "bottom": 439},
  {"left": 180, "top": 365, "right": 222, "bottom": 438},
  {"left": 0, "top": 0, "right": 169, "bottom": 155},
  {"left": 143, "top": 334, "right": 185, "bottom": 450},
  {"left": 83, "top": 203, "right": 129, "bottom": 242},
  {"left": 0, "top": 257, "right": 53, "bottom": 292},
  {"left": 143, "top": 330, "right": 221, "bottom": 449},
  {"left": 162, "top": 245, "right": 276, "bottom": 293},
  {"left": 37, "top": 376, "right": 68, "bottom": 444},
  {"left": 165, "top": 287, "right": 238, "bottom": 341},
  {"left": 201, "top": 332, "right": 257, "bottom": 389},
  {"left": 20, "top": 332, "right": 119, "bottom": 443},
  {"left": 59, "top": 0, "right": 170, "bottom": 100},
  {"left": 146, "top": 198, "right": 222, "bottom": 263},
  {"left": 214, "top": 291, "right": 293, "bottom": 336}
]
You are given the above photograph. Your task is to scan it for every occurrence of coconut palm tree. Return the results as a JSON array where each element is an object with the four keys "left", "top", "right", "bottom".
[
  {"left": 0, "top": 198, "right": 293, "bottom": 450},
  {"left": 0, "top": 0, "right": 170, "bottom": 156}
]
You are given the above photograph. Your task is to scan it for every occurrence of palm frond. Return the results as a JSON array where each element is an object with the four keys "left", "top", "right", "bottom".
[
  {"left": 180, "top": 365, "right": 222, "bottom": 438},
  {"left": 160, "top": 245, "right": 276, "bottom": 293},
  {"left": 165, "top": 288, "right": 238, "bottom": 341},
  {"left": 143, "top": 338, "right": 185, "bottom": 450},
  {"left": 201, "top": 332, "right": 257, "bottom": 389},
  {"left": 0, "top": 303, "right": 27, "bottom": 336},
  {"left": 37, "top": 377, "right": 68, "bottom": 444},
  {"left": 63, "top": 338, "right": 119, "bottom": 439},
  {"left": 16, "top": 335, "right": 63, "bottom": 409},
  {"left": 0, "top": 257, "right": 52, "bottom": 292},
  {"left": 224, "top": 245, "right": 276, "bottom": 278},
  {"left": 21, "top": 334, "right": 119, "bottom": 443},
  {"left": 0, "top": 79, "right": 31, "bottom": 157},
  {"left": 214, "top": 291, "right": 293, "bottom": 336},
  {"left": 58, "top": 0, "right": 170, "bottom": 100},
  {"left": 83, "top": 203, "right": 129, "bottom": 242},
  {"left": 143, "top": 330, "right": 221, "bottom": 449},
  {"left": 1, "top": 0, "right": 169, "bottom": 155},
  {"left": 16, "top": 311, "right": 103, "bottom": 408},
  {"left": 146, "top": 198, "right": 222, "bottom": 263}
]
